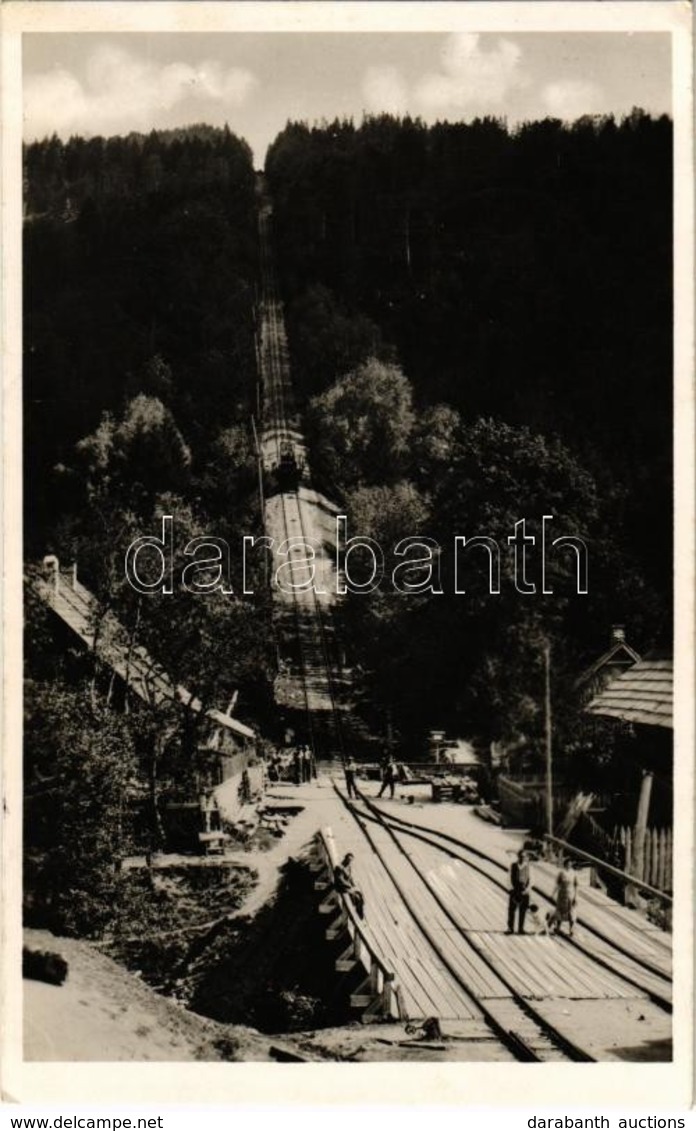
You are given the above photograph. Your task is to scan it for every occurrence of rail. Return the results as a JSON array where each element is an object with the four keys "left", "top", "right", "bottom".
[
  {"left": 354, "top": 791, "right": 671, "bottom": 1006},
  {"left": 258, "top": 206, "right": 317, "bottom": 750},
  {"left": 277, "top": 492, "right": 319, "bottom": 756},
  {"left": 257, "top": 191, "right": 345, "bottom": 760},
  {"left": 544, "top": 834, "right": 673, "bottom": 904},
  {"left": 291, "top": 490, "right": 346, "bottom": 760},
  {"left": 337, "top": 786, "right": 595, "bottom": 1060},
  {"left": 314, "top": 826, "right": 403, "bottom": 1021}
]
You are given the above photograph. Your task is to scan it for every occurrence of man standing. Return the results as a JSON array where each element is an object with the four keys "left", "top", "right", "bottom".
[
  {"left": 292, "top": 747, "right": 302, "bottom": 785},
  {"left": 301, "top": 745, "right": 312, "bottom": 783},
  {"left": 377, "top": 756, "right": 396, "bottom": 799},
  {"left": 507, "top": 849, "right": 531, "bottom": 934},
  {"left": 344, "top": 756, "right": 358, "bottom": 799}
]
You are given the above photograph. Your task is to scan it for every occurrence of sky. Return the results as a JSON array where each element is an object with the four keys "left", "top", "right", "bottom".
[{"left": 23, "top": 32, "right": 672, "bottom": 166}]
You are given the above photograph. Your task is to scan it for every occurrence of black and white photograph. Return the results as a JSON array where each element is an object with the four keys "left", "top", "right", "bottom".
[{"left": 2, "top": 0, "right": 693, "bottom": 1106}]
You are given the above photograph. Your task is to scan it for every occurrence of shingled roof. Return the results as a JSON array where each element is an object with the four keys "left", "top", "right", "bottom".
[
  {"left": 575, "top": 639, "right": 641, "bottom": 690},
  {"left": 35, "top": 561, "right": 255, "bottom": 740},
  {"left": 585, "top": 655, "right": 673, "bottom": 729}
]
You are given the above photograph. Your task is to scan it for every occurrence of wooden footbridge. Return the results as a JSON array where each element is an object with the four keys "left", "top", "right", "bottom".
[{"left": 298, "top": 778, "right": 672, "bottom": 1062}]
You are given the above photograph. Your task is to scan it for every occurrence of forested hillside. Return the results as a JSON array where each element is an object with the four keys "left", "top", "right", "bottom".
[
  {"left": 25, "top": 125, "right": 258, "bottom": 552},
  {"left": 23, "top": 126, "right": 276, "bottom": 935},
  {"left": 266, "top": 112, "right": 672, "bottom": 596}
]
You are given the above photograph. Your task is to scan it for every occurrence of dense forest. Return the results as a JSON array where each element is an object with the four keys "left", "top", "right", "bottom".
[
  {"left": 25, "top": 124, "right": 258, "bottom": 551},
  {"left": 23, "top": 126, "right": 275, "bottom": 933},
  {"left": 266, "top": 111, "right": 672, "bottom": 764}
]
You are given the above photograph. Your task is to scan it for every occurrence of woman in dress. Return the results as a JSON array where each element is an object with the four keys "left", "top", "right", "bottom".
[{"left": 551, "top": 858, "right": 578, "bottom": 936}]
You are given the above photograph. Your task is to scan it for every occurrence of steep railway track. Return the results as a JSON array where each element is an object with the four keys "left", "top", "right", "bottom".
[{"left": 258, "top": 195, "right": 345, "bottom": 757}]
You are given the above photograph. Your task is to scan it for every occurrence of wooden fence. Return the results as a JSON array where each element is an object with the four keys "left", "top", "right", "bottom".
[
  {"left": 573, "top": 813, "right": 672, "bottom": 895},
  {"left": 615, "top": 825, "right": 672, "bottom": 893}
]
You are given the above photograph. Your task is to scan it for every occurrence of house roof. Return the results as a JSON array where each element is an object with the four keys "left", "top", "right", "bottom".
[
  {"left": 575, "top": 639, "right": 641, "bottom": 689},
  {"left": 585, "top": 655, "right": 673, "bottom": 729},
  {"left": 35, "top": 566, "right": 255, "bottom": 740}
]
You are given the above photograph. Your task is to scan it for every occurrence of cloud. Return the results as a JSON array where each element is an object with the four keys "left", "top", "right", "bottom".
[
  {"left": 360, "top": 34, "right": 529, "bottom": 124},
  {"left": 416, "top": 33, "right": 527, "bottom": 113},
  {"left": 540, "top": 79, "right": 606, "bottom": 120},
  {"left": 363, "top": 65, "right": 409, "bottom": 115},
  {"left": 24, "top": 44, "right": 257, "bottom": 139}
]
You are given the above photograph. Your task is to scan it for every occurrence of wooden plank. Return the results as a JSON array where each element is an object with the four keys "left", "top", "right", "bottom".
[
  {"left": 403, "top": 955, "right": 462, "bottom": 1020},
  {"left": 387, "top": 855, "right": 503, "bottom": 1003},
  {"left": 343, "top": 852, "right": 444, "bottom": 1018},
  {"left": 418, "top": 841, "right": 648, "bottom": 1003},
  {"left": 327, "top": 801, "right": 667, "bottom": 1031},
  {"left": 336, "top": 824, "right": 481, "bottom": 1019}
]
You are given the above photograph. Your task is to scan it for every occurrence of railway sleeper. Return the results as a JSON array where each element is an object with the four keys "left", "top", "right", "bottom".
[
  {"left": 350, "top": 972, "right": 398, "bottom": 1022},
  {"left": 326, "top": 907, "right": 348, "bottom": 941},
  {"left": 319, "top": 892, "right": 340, "bottom": 914},
  {"left": 335, "top": 940, "right": 359, "bottom": 974}
]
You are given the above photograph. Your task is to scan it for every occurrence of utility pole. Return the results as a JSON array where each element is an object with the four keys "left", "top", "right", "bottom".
[{"left": 544, "top": 639, "right": 554, "bottom": 840}]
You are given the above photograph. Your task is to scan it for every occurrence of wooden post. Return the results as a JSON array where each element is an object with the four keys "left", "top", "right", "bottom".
[
  {"left": 381, "top": 972, "right": 396, "bottom": 1017},
  {"left": 322, "top": 826, "right": 337, "bottom": 867},
  {"left": 666, "top": 829, "right": 672, "bottom": 891},
  {"left": 43, "top": 555, "right": 60, "bottom": 595},
  {"left": 631, "top": 771, "right": 654, "bottom": 882}
]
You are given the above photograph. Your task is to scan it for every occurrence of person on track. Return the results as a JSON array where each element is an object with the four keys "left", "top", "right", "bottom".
[
  {"left": 344, "top": 756, "right": 358, "bottom": 799},
  {"left": 292, "top": 748, "right": 302, "bottom": 786},
  {"left": 333, "top": 852, "right": 365, "bottom": 918},
  {"left": 301, "top": 745, "right": 312, "bottom": 783},
  {"left": 377, "top": 756, "right": 397, "bottom": 799},
  {"left": 550, "top": 857, "right": 578, "bottom": 936},
  {"left": 507, "top": 848, "right": 531, "bottom": 934}
]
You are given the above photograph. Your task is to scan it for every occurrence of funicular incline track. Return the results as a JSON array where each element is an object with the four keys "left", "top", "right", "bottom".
[{"left": 257, "top": 191, "right": 345, "bottom": 758}]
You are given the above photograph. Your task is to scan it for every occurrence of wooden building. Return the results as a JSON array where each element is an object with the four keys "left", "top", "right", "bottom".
[
  {"left": 575, "top": 625, "right": 641, "bottom": 705},
  {"left": 584, "top": 653, "right": 673, "bottom": 892},
  {"left": 34, "top": 557, "right": 260, "bottom": 851}
]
